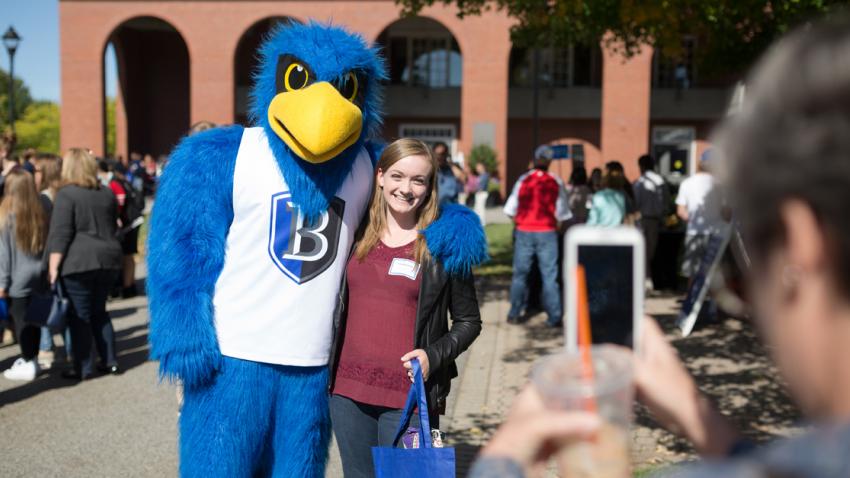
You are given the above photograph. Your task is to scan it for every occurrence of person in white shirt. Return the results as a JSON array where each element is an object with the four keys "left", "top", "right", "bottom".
[
  {"left": 675, "top": 151, "right": 729, "bottom": 280},
  {"left": 633, "top": 154, "right": 669, "bottom": 285}
]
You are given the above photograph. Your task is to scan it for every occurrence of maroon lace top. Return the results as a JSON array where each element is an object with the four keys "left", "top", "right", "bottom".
[{"left": 331, "top": 240, "right": 421, "bottom": 409}]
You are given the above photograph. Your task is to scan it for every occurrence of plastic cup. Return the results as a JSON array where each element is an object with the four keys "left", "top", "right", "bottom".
[{"left": 532, "top": 345, "right": 633, "bottom": 478}]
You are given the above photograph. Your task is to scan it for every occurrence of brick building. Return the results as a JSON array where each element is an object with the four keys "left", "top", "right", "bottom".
[{"left": 59, "top": 0, "right": 734, "bottom": 189}]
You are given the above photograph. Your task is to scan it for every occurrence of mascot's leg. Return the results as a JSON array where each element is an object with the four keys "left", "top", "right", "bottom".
[
  {"left": 179, "top": 357, "right": 275, "bottom": 478},
  {"left": 268, "top": 366, "right": 331, "bottom": 478}
]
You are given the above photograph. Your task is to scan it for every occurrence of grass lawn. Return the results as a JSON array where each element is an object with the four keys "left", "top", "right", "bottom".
[{"left": 474, "top": 223, "right": 514, "bottom": 277}]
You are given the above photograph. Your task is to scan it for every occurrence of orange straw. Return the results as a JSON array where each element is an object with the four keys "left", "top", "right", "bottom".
[{"left": 575, "top": 265, "right": 598, "bottom": 413}]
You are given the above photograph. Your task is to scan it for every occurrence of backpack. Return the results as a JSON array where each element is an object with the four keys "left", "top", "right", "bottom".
[{"left": 116, "top": 178, "right": 145, "bottom": 227}]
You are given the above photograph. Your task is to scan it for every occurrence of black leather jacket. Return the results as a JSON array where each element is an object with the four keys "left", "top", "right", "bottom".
[{"left": 328, "top": 255, "right": 482, "bottom": 413}]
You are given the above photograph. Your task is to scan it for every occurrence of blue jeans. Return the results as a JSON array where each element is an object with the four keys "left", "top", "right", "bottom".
[
  {"left": 509, "top": 231, "right": 562, "bottom": 324},
  {"left": 64, "top": 269, "right": 118, "bottom": 376},
  {"left": 39, "top": 326, "right": 53, "bottom": 352},
  {"left": 330, "top": 394, "right": 432, "bottom": 478}
]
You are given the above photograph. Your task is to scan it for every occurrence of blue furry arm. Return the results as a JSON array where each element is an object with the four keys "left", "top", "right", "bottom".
[
  {"left": 423, "top": 204, "right": 489, "bottom": 277},
  {"left": 147, "top": 125, "right": 243, "bottom": 390}
]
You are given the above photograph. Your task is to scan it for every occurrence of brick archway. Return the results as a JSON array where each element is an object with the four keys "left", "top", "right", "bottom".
[{"left": 105, "top": 16, "right": 190, "bottom": 159}]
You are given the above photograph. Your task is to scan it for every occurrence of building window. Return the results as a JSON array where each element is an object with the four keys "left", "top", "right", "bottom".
[
  {"left": 653, "top": 37, "right": 697, "bottom": 89},
  {"left": 510, "top": 44, "right": 602, "bottom": 88},
  {"left": 384, "top": 36, "right": 462, "bottom": 88}
]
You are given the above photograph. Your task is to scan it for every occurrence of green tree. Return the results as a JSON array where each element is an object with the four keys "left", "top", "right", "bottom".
[
  {"left": 469, "top": 143, "right": 498, "bottom": 174},
  {"left": 106, "top": 97, "right": 116, "bottom": 156},
  {"left": 0, "top": 67, "right": 33, "bottom": 131},
  {"left": 397, "top": 0, "right": 844, "bottom": 74},
  {"left": 15, "top": 101, "right": 60, "bottom": 154}
]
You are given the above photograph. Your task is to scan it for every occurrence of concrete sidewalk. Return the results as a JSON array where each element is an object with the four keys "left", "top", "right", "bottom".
[{"left": 0, "top": 267, "right": 798, "bottom": 477}]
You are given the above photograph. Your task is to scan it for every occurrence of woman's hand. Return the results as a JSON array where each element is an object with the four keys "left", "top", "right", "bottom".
[{"left": 401, "top": 349, "right": 430, "bottom": 382}]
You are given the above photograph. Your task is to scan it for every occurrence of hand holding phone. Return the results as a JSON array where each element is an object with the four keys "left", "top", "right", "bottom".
[{"left": 564, "top": 226, "right": 644, "bottom": 353}]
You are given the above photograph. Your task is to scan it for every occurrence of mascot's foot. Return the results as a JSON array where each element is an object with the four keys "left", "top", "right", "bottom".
[{"left": 179, "top": 357, "right": 330, "bottom": 478}]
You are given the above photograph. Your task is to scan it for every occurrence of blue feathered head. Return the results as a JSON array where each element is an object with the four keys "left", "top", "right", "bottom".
[{"left": 249, "top": 21, "right": 386, "bottom": 219}]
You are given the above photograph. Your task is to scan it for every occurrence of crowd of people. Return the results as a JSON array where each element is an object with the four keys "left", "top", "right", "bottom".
[
  {"left": 2, "top": 14, "right": 848, "bottom": 478},
  {"left": 0, "top": 129, "right": 157, "bottom": 381},
  {"left": 499, "top": 146, "right": 728, "bottom": 327}
]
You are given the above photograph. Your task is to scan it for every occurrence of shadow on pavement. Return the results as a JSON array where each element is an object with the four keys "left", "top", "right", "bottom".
[
  {"left": 0, "top": 323, "right": 152, "bottom": 408},
  {"left": 637, "top": 313, "right": 802, "bottom": 456}
]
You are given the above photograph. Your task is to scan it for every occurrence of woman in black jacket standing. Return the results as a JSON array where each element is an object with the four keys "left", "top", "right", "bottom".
[
  {"left": 328, "top": 138, "right": 488, "bottom": 478},
  {"left": 47, "top": 148, "right": 123, "bottom": 380}
]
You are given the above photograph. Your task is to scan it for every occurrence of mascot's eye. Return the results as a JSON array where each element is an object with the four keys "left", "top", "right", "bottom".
[
  {"left": 334, "top": 72, "right": 359, "bottom": 102},
  {"left": 285, "top": 63, "right": 309, "bottom": 91}
]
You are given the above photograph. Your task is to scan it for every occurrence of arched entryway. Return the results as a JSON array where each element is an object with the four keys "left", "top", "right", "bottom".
[
  {"left": 233, "top": 17, "right": 299, "bottom": 126},
  {"left": 506, "top": 42, "right": 603, "bottom": 186},
  {"left": 375, "top": 16, "right": 463, "bottom": 150},
  {"left": 105, "top": 16, "right": 190, "bottom": 159}
]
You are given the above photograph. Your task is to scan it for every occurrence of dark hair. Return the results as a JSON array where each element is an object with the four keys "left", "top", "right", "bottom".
[
  {"left": 569, "top": 166, "right": 588, "bottom": 186},
  {"left": 533, "top": 155, "right": 551, "bottom": 171},
  {"left": 605, "top": 161, "right": 624, "bottom": 174},
  {"left": 590, "top": 167, "right": 603, "bottom": 192},
  {"left": 432, "top": 141, "right": 449, "bottom": 153},
  {"left": 638, "top": 154, "right": 655, "bottom": 172},
  {"left": 718, "top": 16, "right": 850, "bottom": 294}
]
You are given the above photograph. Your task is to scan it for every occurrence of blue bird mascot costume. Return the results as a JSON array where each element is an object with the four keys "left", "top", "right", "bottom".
[{"left": 147, "top": 22, "right": 387, "bottom": 477}]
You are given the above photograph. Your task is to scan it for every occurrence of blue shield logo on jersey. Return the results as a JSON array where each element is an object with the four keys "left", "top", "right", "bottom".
[{"left": 268, "top": 192, "right": 346, "bottom": 284}]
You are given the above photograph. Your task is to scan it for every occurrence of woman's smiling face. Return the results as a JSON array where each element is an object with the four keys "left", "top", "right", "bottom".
[{"left": 377, "top": 154, "right": 433, "bottom": 218}]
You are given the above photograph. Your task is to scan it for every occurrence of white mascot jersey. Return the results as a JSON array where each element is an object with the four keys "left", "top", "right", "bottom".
[{"left": 213, "top": 127, "right": 372, "bottom": 366}]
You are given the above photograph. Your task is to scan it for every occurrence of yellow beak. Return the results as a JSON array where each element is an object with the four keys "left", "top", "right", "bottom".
[{"left": 267, "top": 82, "right": 363, "bottom": 164}]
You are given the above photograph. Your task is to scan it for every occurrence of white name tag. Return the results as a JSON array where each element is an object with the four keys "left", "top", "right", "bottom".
[{"left": 388, "top": 258, "right": 420, "bottom": 280}]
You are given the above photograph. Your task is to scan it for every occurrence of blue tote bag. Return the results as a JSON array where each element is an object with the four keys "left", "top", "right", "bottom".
[{"left": 372, "top": 358, "right": 456, "bottom": 478}]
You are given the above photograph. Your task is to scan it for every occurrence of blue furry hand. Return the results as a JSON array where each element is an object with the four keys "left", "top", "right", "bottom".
[{"left": 157, "top": 345, "right": 223, "bottom": 390}]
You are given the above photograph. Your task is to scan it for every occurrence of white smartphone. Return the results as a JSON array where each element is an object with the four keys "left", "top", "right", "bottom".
[{"left": 564, "top": 226, "right": 644, "bottom": 353}]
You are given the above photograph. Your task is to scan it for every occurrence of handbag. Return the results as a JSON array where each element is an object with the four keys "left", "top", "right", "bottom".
[
  {"left": 24, "top": 281, "right": 69, "bottom": 332},
  {"left": 372, "top": 358, "right": 456, "bottom": 478}
]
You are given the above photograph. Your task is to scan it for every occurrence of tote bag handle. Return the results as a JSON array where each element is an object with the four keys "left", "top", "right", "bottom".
[{"left": 391, "top": 358, "right": 432, "bottom": 448}]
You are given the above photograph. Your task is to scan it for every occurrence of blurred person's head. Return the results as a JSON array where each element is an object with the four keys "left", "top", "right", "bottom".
[
  {"left": 34, "top": 153, "right": 61, "bottom": 193},
  {"left": 189, "top": 121, "right": 216, "bottom": 135},
  {"left": 605, "top": 160, "right": 625, "bottom": 174},
  {"left": 569, "top": 167, "right": 588, "bottom": 186},
  {"left": 62, "top": 148, "right": 99, "bottom": 189},
  {"left": 1, "top": 128, "right": 16, "bottom": 161},
  {"left": 601, "top": 169, "right": 625, "bottom": 190},
  {"left": 717, "top": 16, "right": 850, "bottom": 418},
  {"left": 97, "top": 158, "right": 115, "bottom": 185},
  {"left": 697, "top": 149, "right": 713, "bottom": 173},
  {"left": 0, "top": 168, "right": 46, "bottom": 255},
  {"left": 532, "top": 155, "right": 551, "bottom": 172},
  {"left": 590, "top": 167, "right": 602, "bottom": 191},
  {"left": 638, "top": 154, "right": 655, "bottom": 174},
  {"left": 432, "top": 141, "right": 450, "bottom": 167},
  {"left": 475, "top": 162, "right": 487, "bottom": 175},
  {"left": 129, "top": 151, "right": 142, "bottom": 163}
]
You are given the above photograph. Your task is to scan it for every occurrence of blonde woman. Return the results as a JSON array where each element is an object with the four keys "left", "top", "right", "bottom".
[
  {"left": 327, "top": 138, "right": 488, "bottom": 477},
  {"left": 46, "top": 148, "right": 123, "bottom": 380},
  {"left": 0, "top": 169, "right": 50, "bottom": 381}
]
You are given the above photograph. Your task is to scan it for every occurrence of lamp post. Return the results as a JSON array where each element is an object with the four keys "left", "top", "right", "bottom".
[{"left": 3, "top": 26, "right": 21, "bottom": 134}]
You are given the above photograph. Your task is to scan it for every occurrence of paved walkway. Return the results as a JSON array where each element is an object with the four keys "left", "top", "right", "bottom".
[{"left": 0, "top": 268, "right": 800, "bottom": 477}]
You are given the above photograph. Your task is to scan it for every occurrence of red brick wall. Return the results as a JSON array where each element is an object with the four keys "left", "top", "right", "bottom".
[
  {"left": 600, "top": 38, "right": 653, "bottom": 180},
  {"left": 505, "top": 118, "right": 602, "bottom": 189}
]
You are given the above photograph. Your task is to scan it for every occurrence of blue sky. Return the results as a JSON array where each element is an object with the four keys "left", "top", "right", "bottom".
[{"left": 2, "top": 1, "right": 117, "bottom": 103}]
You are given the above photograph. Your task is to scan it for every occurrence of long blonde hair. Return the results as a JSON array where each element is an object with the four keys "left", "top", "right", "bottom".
[
  {"left": 0, "top": 169, "right": 47, "bottom": 255},
  {"left": 354, "top": 138, "right": 439, "bottom": 264},
  {"left": 61, "top": 148, "right": 99, "bottom": 189}
]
